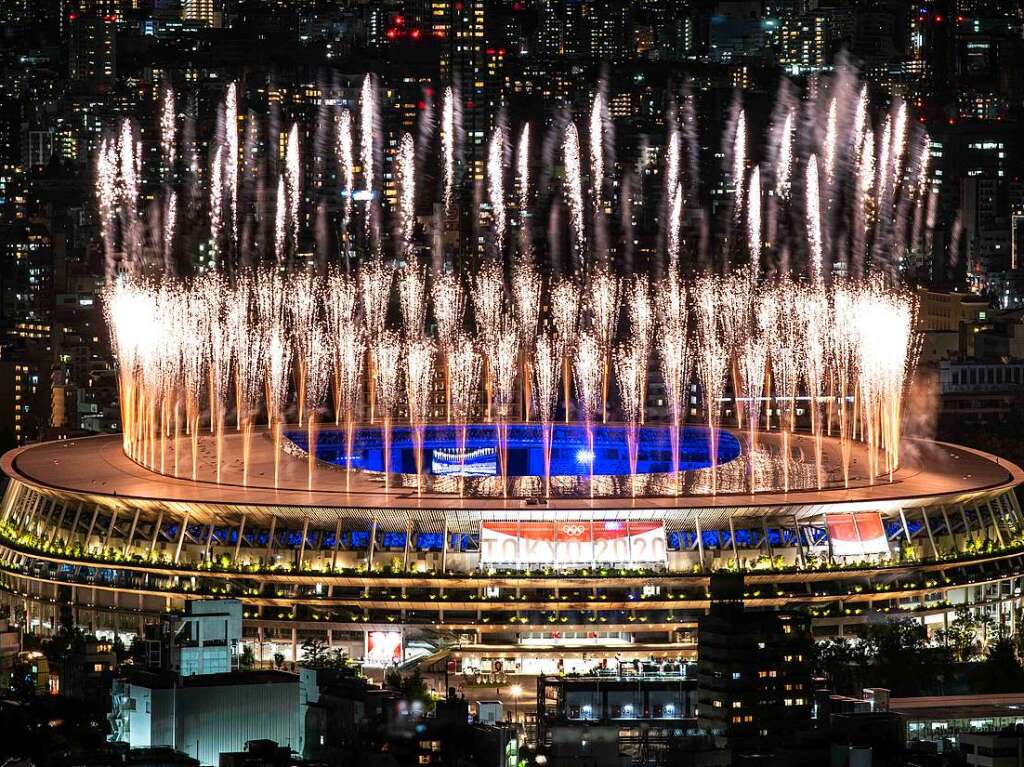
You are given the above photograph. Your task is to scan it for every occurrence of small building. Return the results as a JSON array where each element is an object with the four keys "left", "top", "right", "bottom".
[
  {"left": 109, "top": 670, "right": 302, "bottom": 767},
  {"left": 58, "top": 637, "right": 117, "bottom": 700},
  {"left": 891, "top": 693, "right": 1024, "bottom": 742},
  {"left": 958, "top": 730, "right": 1024, "bottom": 767},
  {"left": 218, "top": 740, "right": 297, "bottom": 767},
  {"left": 536, "top": 667, "right": 697, "bottom": 766},
  {"left": 173, "top": 600, "right": 243, "bottom": 677},
  {"left": 0, "top": 613, "right": 22, "bottom": 670}
]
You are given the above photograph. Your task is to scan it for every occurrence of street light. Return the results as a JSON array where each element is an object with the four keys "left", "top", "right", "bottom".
[{"left": 510, "top": 683, "right": 523, "bottom": 723}]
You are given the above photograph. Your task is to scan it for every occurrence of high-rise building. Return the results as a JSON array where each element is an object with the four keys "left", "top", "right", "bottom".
[
  {"left": 182, "top": 0, "right": 215, "bottom": 26},
  {"left": 697, "top": 574, "right": 813, "bottom": 757},
  {"left": 590, "top": 0, "right": 630, "bottom": 63},
  {"left": 67, "top": 9, "right": 116, "bottom": 86}
]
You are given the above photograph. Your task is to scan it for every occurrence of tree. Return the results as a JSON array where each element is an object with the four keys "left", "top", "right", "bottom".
[
  {"left": 977, "top": 637, "right": 1024, "bottom": 694},
  {"left": 935, "top": 605, "right": 980, "bottom": 663},
  {"left": 112, "top": 635, "right": 128, "bottom": 663},
  {"left": 860, "top": 618, "right": 954, "bottom": 696},
  {"left": 301, "top": 638, "right": 330, "bottom": 668},
  {"left": 273, "top": 652, "right": 285, "bottom": 669},
  {"left": 811, "top": 637, "right": 868, "bottom": 696},
  {"left": 385, "top": 667, "right": 432, "bottom": 707},
  {"left": 240, "top": 644, "right": 256, "bottom": 670}
]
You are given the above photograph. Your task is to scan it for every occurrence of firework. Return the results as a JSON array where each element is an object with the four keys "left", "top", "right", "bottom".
[
  {"left": 472, "top": 262, "right": 505, "bottom": 344},
  {"left": 448, "top": 335, "right": 481, "bottom": 493},
  {"left": 406, "top": 338, "right": 435, "bottom": 493},
  {"left": 210, "top": 145, "right": 224, "bottom": 250},
  {"left": 618, "top": 346, "right": 646, "bottom": 498},
  {"left": 373, "top": 331, "right": 403, "bottom": 487},
  {"left": 775, "top": 108, "right": 794, "bottom": 200},
  {"left": 160, "top": 85, "right": 176, "bottom": 178},
  {"left": 338, "top": 109, "right": 355, "bottom": 245},
  {"left": 563, "top": 122, "right": 585, "bottom": 260},
  {"left": 747, "top": 166, "right": 761, "bottom": 272},
  {"left": 533, "top": 331, "right": 561, "bottom": 495},
  {"left": 98, "top": 66, "right": 928, "bottom": 502},
  {"left": 285, "top": 124, "right": 301, "bottom": 255},
  {"left": 440, "top": 86, "right": 455, "bottom": 215},
  {"left": 274, "top": 175, "right": 286, "bottom": 264},
  {"left": 225, "top": 83, "right": 239, "bottom": 242},
  {"left": 573, "top": 332, "right": 602, "bottom": 426},
  {"left": 732, "top": 108, "right": 746, "bottom": 202},
  {"left": 487, "top": 127, "right": 506, "bottom": 255},
  {"left": 399, "top": 263, "right": 428, "bottom": 340},
  {"left": 806, "top": 155, "right": 823, "bottom": 285},
  {"left": 516, "top": 124, "right": 530, "bottom": 218},
  {"left": 396, "top": 132, "right": 416, "bottom": 259},
  {"left": 303, "top": 322, "right": 330, "bottom": 489},
  {"left": 360, "top": 75, "right": 376, "bottom": 195},
  {"left": 823, "top": 97, "right": 838, "bottom": 185},
  {"left": 431, "top": 271, "right": 465, "bottom": 350},
  {"left": 359, "top": 259, "right": 393, "bottom": 338},
  {"left": 590, "top": 92, "right": 604, "bottom": 206},
  {"left": 511, "top": 260, "right": 542, "bottom": 344}
]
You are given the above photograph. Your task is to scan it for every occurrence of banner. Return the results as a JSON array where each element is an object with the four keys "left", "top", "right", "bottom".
[
  {"left": 480, "top": 520, "right": 667, "bottom": 567},
  {"left": 365, "top": 630, "right": 403, "bottom": 665},
  {"left": 826, "top": 512, "right": 889, "bottom": 557}
]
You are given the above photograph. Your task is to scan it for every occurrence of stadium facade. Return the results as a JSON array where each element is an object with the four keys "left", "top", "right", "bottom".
[{"left": 1, "top": 429, "right": 1022, "bottom": 672}]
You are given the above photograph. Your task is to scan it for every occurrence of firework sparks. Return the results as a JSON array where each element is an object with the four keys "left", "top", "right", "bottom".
[
  {"left": 806, "top": 154, "right": 823, "bottom": 285},
  {"left": 338, "top": 109, "right": 355, "bottom": 243},
  {"left": 225, "top": 83, "right": 239, "bottom": 242},
  {"left": 563, "top": 122, "right": 585, "bottom": 260},
  {"left": 396, "top": 132, "right": 416, "bottom": 260},
  {"left": 399, "top": 263, "right": 428, "bottom": 340},
  {"left": 472, "top": 262, "right": 505, "bottom": 344},
  {"left": 160, "top": 85, "right": 176, "bottom": 179},
  {"left": 747, "top": 166, "right": 761, "bottom": 271},
  {"left": 440, "top": 86, "right": 455, "bottom": 215},
  {"left": 775, "top": 108, "right": 794, "bottom": 200},
  {"left": 360, "top": 75, "right": 376, "bottom": 195},
  {"left": 487, "top": 127, "right": 506, "bottom": 255},
  {"left": 285, "top": 124, "right": 301, "bottom": 255},
  {"left": 516, "top": 123, "right": 530, "bottom": 218},
  {"left": 590, "top": 92, "right": 604, "bottom": 206},
  {"left": 98, "top": 67, "right": 928, "bottom": 502}
]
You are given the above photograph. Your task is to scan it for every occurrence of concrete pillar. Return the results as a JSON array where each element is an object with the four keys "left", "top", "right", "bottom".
[
  {"left": 694, "top": 513, "right": 705, "bottom": 571},
  {"left": 174, "top": 513, "right": 189, "bottom": 564},
  {"left": 83, "top": 506, "right": 100, "bottom": 553},
  {"left": 331, "top": 518, "right": 342, "bottom": 571},
  {"left": 124, "top": 509, "right": 141, "bottom": 556},
  {"left": 233, "top": 514, "right": 246, "bottom": 564},
  {"left": 921, "top": 508, "right": 939, "bottom": 559},
  {"left": 298, "top": 517, "right": 310, "bottom": 568},
  {"left": 265, "top": 517, "right": 277, "bottom": 563},
  {"left": 148, "top": 510, "right": 165, "bottom": 557},
  {"left": 940, "top": 505, "right": 959, "bottom": 554},
  {"left": 50, "top": 501, "right": 70, "bottom": 547},
  {"left": 986, "top": 500, "right": 1005, "bottom": 547},
  {"left": 728, "top": 518, "right": 739, "bottom": 568}
]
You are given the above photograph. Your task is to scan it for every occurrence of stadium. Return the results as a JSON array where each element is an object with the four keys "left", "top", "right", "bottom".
[
  {"left": 1, "top": 420, "right": 1022, "bottom": 673},
  {"left": 5, "top": 69, "right": 1022, "bottom": 676}
]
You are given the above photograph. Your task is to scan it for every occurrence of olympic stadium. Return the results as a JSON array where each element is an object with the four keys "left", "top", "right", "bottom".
[{"left": 1, "top": 422, "right": 1022, "bottom": 673}]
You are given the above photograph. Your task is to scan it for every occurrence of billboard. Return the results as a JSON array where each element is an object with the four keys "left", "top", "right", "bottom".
[
  {"left": 365, "top": 630, "right": 403, "bottom": 666},
  {"left": 480, "top": 520, "right": 667, "bottom": 567},
  {"left": 826, "top": 512, "right": 890, "bottom": 557}
]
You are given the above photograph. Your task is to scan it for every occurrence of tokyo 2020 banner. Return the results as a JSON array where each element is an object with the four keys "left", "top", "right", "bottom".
[
  {"left": 480, "top": 520, "right": 668, "bottom": 567},
  {"left": 825, "top": 512, "right": 890, "bottom": 557}
]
